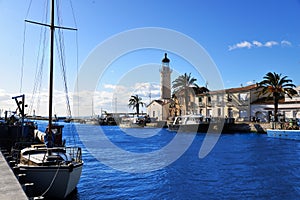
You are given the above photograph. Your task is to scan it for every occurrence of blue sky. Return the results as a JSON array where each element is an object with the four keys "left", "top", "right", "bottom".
[{"left": 0, "top": 0, "right": 300, "bottom": 116}]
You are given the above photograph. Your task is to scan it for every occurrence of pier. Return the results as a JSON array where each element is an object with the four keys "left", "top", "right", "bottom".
[{"left": 0, "top": 151, "right": 27, "bottom": 200}]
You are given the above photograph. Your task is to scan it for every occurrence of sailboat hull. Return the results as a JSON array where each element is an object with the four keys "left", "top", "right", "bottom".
[{"left": 18, "top": 163, "right": 83, "bottom": 199}]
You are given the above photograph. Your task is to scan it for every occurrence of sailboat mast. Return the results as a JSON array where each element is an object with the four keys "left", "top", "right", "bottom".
[{"left": 48, "top": 0, "right": 55, "bottom": 133}]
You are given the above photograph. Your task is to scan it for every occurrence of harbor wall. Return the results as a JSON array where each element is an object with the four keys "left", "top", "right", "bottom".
[
  {"left": 148, "top": 121, "right": 272, "bottom": 133},
  {"left": 0, "top": 152, "right": 28, "bottom": 200}
]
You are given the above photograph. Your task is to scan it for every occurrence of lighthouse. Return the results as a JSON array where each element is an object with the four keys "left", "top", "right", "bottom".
[{"left": 160, "top": 53, "right": 172, "bottom": 100}]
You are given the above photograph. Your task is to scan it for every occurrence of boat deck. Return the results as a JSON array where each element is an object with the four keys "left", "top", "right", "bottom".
[{"left": 0, "top": 152, "right": 27, "bottom": 200}]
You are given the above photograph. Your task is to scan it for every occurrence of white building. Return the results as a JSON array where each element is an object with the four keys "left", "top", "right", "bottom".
[
  {"left": 147, "top": 53, "right": 172, "bottom": 121},
  {"left": 251, "top": 85, "right": 300, "bottom": 122},
  {"left": 147, "top": 100, "right": 170, "bottom": 121}
]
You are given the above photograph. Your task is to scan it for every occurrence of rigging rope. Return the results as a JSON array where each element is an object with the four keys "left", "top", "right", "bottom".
[
  {"left": 54, "top": 0, "right": 79, "bottom": 146},
  {"left": 69, "top": 0, "right": 80, "bottom": 146},
  {"left": 28, "top": 0, "right": 49, "bottom": 116},
  {"left": 20, "top": 23, "right": 26, "bottom": 93},
  {"left": 69, "top": 0, "right": 80, "bottom": 118},
  {"left": 56, "top": 0, "right": 72, "bottom": 119},
  {"left": 20, "top": 0, "right": 33, "bottom": 93}
]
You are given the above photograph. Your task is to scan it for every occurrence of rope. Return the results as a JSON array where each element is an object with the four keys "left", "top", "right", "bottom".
[
  {"left": 55, "top": 0, "right": 79, "bottom": 146},
  {"left": 70, "top": 0, "right": 80, "bottom": 118},
  {"left": 20, "top": 23, "right": 26, "bottom": 93},
  {"left": 72, "top": 0, "right": 80, "bottom": 145},
  {"left": 39, "top": 161, "right": 62, "bottom": 197},
  {"left": 20, "top": 0, "right": 33, "bottom": 93},
  {"left": 56, "top": 0, "right": 72, "bottom": 119},
  {"left": 69, "top": 0, "right": 78, "bottom": 27},
  {"left": 68, "top": 0, "right": 80, "bottom": 146},
  {"left": 28, "top": 0, "right": 49, "bottom": 116}
]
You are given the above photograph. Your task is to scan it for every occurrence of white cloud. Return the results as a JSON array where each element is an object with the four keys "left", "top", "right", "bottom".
[
  {"left": 228, "top": 40, "right": 291, "bottom": 51},
  {"left": 246, "top": 80, "right": 256, "bottom": 85},
  {"left": 0, "top": 82, "right": 160, "bottom": 117},
  {"left": 264, "top": 41, "right": 278, "bottom": 47},
  {"left": 252, "top": 40, "right": 263, "bottom": 47},
  {"left": 228, "top": 41, "right": 252, "bottom": 51},
  {"left": 72, "top": 82, "right": 161, "bottom": 115},
  {"left": 281, "top": 40, "right": 292, "bottom": 47},
  {"left": 103, "top": 84, "right": 116, "bottom": 90},
  {"left": 103, "top": 84, "right": 127, "bottom": 91}
]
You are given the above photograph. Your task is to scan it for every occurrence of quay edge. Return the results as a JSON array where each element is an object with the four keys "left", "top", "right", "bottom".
[
  {"left": 166, "top": 121, "right": 272, "bottom": 133},
  {"left": 0, "top": 151, "right": 28, "bottom": 200}
]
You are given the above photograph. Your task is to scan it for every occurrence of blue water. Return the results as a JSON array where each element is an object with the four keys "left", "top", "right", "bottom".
[{"left": 37, "top": 122, "right": 300, "bottom": 199}]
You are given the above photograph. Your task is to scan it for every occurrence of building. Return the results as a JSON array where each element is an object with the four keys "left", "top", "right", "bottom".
[
  {"left": 197, "top": 84, "right": 300, "bottom": 122},
  {"left": 147, "top": 53, "right": 172, "bottom": 121},
  {"left": 160, "top": 53, "right": 172, "bottom": 100},
  {"left": 251, "top": 85, "right": 300, "bottom": 122},
  {"left": 147, "top": 53, "right": 300, "bottom": 122},
  {"left": 173, "top": 87, "right": 209, "bottom": 116},
  {"left": 198, "top": 84, "right": 257, "bottom": 121},
  {"left": 147, "top": 100, "right": 170, "bottom": 121}
]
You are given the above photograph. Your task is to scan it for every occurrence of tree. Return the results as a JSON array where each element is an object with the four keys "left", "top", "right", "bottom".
[
  {"left": 128, "top": 95, "right": 146, "bottom": 116},
  {"left": 172, "top": 73, "right": 199, "bottom": 114},
  {"left": 256, "top": 72, "right": 297, "bottom": 122},
  {"left": 169, "top": 94, "right": 181, "bottom": 117}
]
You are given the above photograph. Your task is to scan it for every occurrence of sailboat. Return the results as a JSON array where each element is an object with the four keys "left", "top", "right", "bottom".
[{"left": 16, "top": 0, "right": 83, "bottom": 199}]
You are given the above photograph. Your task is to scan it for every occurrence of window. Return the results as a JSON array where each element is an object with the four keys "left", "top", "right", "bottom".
[
  {"left": 227, "top": 94, "right": 232, "bottom": 102},
  {"left": 239, "top": 110, "right": 247, "bottom": 118},
  {"left": 207, "top": 109, "right": 212, "bottom": 117},
  {"left": 228, "top": 108, "right": 233, "bottom": 118},
  {"left": 153, "top": 111, "right": 155, "bottom": 118},
  {"left": 208, "top": 96, "right": 211, "bottom": 102},
  {"left": 217, "top": 95, "right": 222, "bottom": 103},
  {"left": 218, "top": 108, "right": 222, "bottom": 116},
  {"left": 239, "top": 93, "right": 248, "bottom": 101},
  {"left": 199, "top": 97, "right": 202, "bottom": 103}
]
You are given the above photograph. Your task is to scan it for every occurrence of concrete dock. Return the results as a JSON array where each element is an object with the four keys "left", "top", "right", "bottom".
[{"left": 0, "top": 152, "right": 28, "bottom": 200}]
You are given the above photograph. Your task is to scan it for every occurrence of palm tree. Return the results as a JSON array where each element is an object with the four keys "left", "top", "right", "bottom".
[
  {"left": 128, "top": 95, "right": 146, "bottom": 116},
  {"left": 256, "top": 72, "right": 297, "bottom": 122},
  {"left": 172, "top": 73, "right": 199, "bottom": 114}
]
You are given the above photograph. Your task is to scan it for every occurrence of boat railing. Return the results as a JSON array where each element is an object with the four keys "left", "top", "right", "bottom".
[
  {"left": 65, "top": 147, "right": 82, "bottom": 163},
  {"left": 20, "top": 146, "right": 82, "bottom": 165}
]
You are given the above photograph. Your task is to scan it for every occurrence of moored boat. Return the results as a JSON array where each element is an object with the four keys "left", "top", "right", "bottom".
[
  {"left": 168, "top": 114, "right": 208, "bottom": 132},
  {"left": 119, "top": 117, "right": 144, "bottom": 128},
  {"left": 267, "top": 120, "right": 300, "bottom": 140},
  {"left": 14, "top": 0, "right": 84, "bottom": 198},
  {"left": 18, "top": 144, "right": 83, "bottom": 198},
  {"left": 267, "top": 129, "right": 300, "bottom": 140}
]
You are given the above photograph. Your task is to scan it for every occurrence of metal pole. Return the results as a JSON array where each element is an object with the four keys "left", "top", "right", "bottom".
[{"left": 48, "top": 0, "right": 55, "bottom": 135}]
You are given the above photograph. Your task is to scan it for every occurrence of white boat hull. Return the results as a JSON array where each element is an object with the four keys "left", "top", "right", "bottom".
[
  {"left": 119, "top": 123, "right": 144, "bottom": 128},
  {"left": 267, "top": 129, "right": 300, "bottom": 140},
  {"left": 18, "top": 163, "right": 83, "bottom": 199}
]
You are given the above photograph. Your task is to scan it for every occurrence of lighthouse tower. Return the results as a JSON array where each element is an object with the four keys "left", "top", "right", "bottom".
[{"left": 160, "top": 53, "right": 172, "bottom": 100}]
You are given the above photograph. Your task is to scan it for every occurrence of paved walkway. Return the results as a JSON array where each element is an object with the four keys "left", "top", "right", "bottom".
[{"left": 0, "top": 152, "right": 28, "bottom": 200}]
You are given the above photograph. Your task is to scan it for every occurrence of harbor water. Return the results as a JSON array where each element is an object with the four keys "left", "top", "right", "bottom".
[{"left": 37, "top": 121, "right": 300, "bottom": 199}]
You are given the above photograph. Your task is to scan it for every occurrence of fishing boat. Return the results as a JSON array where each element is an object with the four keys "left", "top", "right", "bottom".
[
  {"left": 168, "top": 114, "right": 240, "bottom": 133},
  {"left": 168, "top": 114, "right": 209, "bottom": 132},
  {"left": 267, "top": 119, "right": 300, "bottom": 140},
  {"left": 16, "top": 0, "right": 83, "bottom": 198},
  {"left": 119, "top": 117, "right": 145, "bottom": 128},
  {"left": 267, "top": 120, "right": 300, "bottom": 140},
  {"left": 0, "top": 95, "right": 37, "bottom": 150},
  {"left": 267, "top": 129, "right": 300, "bottom": 140}
]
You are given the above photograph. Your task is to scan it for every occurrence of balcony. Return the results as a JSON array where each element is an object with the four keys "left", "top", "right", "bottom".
[
  {"left": 198, "top": 102, "right": 205, "bottom": 107},
  {"left": 226, "top": 102, "right": 233, "bottom": 107}
]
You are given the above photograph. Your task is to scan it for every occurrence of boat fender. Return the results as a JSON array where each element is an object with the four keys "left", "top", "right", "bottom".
[{"left": 68, "top": 163, "right": 74, "bottom": 172}]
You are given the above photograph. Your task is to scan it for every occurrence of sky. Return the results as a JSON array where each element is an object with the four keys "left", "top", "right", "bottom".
[{"left": 0, "top": 0, "right": 300, "bottom": 116}]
